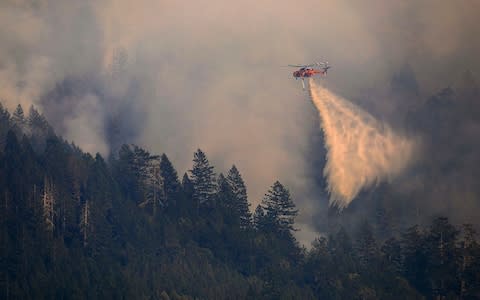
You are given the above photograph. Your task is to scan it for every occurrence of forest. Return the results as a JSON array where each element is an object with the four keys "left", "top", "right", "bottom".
[{"left": 0, "top": 102, "right": 480, "bottom": 299}]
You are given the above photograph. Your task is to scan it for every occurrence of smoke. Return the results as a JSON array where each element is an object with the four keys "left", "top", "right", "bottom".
[
  {"left": 1, "top": 1, "right": 480, "bottom": 241},
  {"left": 63, "top": 93, "right": 109, "bottom": 155},
  {"left": 309, "top": 80, "right": 417, "bottom": 208}
]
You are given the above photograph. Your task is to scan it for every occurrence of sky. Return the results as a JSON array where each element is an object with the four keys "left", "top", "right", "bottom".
[{"left": 1, "top": 0, "right": 479, "bottom": 244}]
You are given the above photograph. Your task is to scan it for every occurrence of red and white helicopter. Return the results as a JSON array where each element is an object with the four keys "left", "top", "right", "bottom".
[{"left": 288, "top": 62, "right": 331, "bottom": 90}]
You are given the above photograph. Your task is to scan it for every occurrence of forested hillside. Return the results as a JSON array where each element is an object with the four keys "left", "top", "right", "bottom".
[{"left": 1, "top": 103, "right": 480, "bottom": 299}]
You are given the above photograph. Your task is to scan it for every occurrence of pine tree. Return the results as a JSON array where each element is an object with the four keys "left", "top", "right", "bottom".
[
  {"left": 117, "top": 144, "right": 161, "bottom": 209},
  {"left": 0, "top": 102, "right": 10, "bottom": 122},
  {"left": 85, "top": 154, "right": 115, "bottom": 256},
  {"left": 160, "top": 154, "right": 180, "bottom": 207},
  {"left": 11, "top": 104, "right": 27, "bottom": 138},
  {"left": 253, "top": 205, "right": 266, "bottom": 231},
  {"left": 226, "top": 165, "right": 251, "bottom": 230},
  {"left": 189, "top": 149, "right": 216, "bottom": 208},
  {"left": 217, "top": 173, "right": 234, "bottom": 209},
  {"left": 42, "top": 176, "right": 56, "bottom": 232},
  {"left": 216, "top": 173, "right": 235, "bottom": 226},
  {"left": 116, "top": 144, "right": 137, "bottom": 200},
  {"left": 0, "top": 103, "right": 11, "bottom": 150},
  {"left": 182, "top": 173, "right": 193, "bottom": 194},
  {"left": 141, "top": 155, "right": 163, "bottom": 215},
  {"left": 79, "top": 199, "right": 90, "bottom": 247},
  {"left": 12, "top": 104, "right": 25, "bottom": 128},
  {"left": 261, "top": 181, "right": 298, "bottom": 234},
  {"left": 214, "top": 173, "right": 236, "bottom": 231},
  {"left": 122, "top": 145, "right": 164, "bottom": 213},
  {"left": 27, "top": 106, "right": 40, "bottom": 125},
  {"left": 180, "top": 173, "right": 195, "bottom": 217},
  {"left": 3, "top": 130, "right": 26, "bottom": 214},
  {"left": 27, "top": 106, "right": 54, "bottom": 152}
]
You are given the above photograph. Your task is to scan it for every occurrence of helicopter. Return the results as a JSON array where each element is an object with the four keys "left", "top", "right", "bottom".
[{"left": 288, "top": 62, "right": 331, "bottom": 90}]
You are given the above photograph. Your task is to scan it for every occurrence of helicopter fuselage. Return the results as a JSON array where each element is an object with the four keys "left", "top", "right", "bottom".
[{"left": 293, "top": 68, "right": 325, "bottom": 79}]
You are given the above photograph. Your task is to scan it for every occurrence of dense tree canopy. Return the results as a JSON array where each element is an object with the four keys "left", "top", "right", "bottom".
[{"left": 0, "top": 103, "right": 480, "bottom": 299}]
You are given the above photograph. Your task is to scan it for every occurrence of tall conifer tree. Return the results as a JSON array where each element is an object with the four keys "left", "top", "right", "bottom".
[
  {"left": 261, "top": 181, "right": 298, "bottom": 233},
  {"left": 189, "top": 149, "right": 216, "bottom": 207},
  {"left": 160, "top": 154, "right": 180, "bottom": 207},
  {"left": 226, "top": 165, "right": 251, "bottom": 229}
]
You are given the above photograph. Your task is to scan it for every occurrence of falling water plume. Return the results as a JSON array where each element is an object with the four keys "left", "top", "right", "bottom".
[{"left": 309, "top": 80, "right": 416, "bottom": 209}]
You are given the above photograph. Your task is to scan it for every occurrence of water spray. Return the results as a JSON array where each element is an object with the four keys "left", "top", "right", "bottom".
[{"left": 309, "top": 80, "right": 416, "bottom": 208}]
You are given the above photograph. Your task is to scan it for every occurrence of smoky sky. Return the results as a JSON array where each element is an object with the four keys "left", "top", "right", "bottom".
[{"left": 1, "top": 0, "right": 480, "bottom": 244}]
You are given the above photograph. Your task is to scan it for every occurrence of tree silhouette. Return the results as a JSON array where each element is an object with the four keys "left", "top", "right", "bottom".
[
  {"left": 226, "top": 165, "right": 251, "bottom": 230},
  {"left": 190, "top": 149, "right": 216, "bottom": 209},
  {"left": 261, "top": 181, "right": 298, "bottom": 234}
]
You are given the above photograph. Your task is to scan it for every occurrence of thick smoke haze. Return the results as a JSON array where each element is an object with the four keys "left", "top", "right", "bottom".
[{"left": 1, "top": 0, "right": 480, "bottom": 243}]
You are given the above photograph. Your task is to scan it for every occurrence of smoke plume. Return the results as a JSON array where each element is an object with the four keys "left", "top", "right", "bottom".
[
  {"left": 309, "top": 80, "right": 417, "bottom": 208},
  {"left": 1, "top": 1, "right": 480, "bottom": 243}
]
